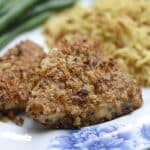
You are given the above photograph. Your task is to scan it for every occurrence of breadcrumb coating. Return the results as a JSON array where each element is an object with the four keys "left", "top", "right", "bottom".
[
  {"left": 0, "top": 40, "right": 45, "bottom": 111},
  {"left": 27, "top": 35, "right": 143, "bottom": 128}
]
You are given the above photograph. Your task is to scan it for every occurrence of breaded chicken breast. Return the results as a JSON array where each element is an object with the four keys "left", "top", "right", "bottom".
[
  {"left": 27, "top": 35, "right": 143, "bottom": 128},
  {"left": 0, "top": 40, "right": 45, "bottom": 112}
]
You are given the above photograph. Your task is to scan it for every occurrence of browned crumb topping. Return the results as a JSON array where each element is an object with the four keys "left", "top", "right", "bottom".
[
  {"left": 0, "top": 40, "right": 46, "bottom": 111},
  {"left": 27, "top": 35, "right": 143, "bottom": 128},
  {"left": 0, "top": 113, "right": 9, "bottom": 122},
  {"left": 8, "top": 111, "right": 24, "bottom": 126},
  {"left": 0, "top": 111, "right": 24, "bottom": 126}
]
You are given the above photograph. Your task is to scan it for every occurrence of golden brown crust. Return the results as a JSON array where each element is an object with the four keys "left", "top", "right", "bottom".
[
  {"left": 0, "top": 40, "right": 45, "bottom": 111},
  {"left": 27, "top": 35, "right": 143, "bottom": 128}
]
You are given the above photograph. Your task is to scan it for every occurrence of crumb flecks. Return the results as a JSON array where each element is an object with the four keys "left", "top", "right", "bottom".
[
  {"left": 27, "top": 35, "right": 143, "bottom": 129},
  {"left": 0, "top": 40, "right": 45, "bottom": 111}
]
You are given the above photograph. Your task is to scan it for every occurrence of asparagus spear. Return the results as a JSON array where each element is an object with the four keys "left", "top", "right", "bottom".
[
  {"left": 0, "top": 0, "right": 43, "bottom": 33},
  {"left": 0, "top": 12, "right": 52, "bottom": 50},
  {"left": 18, "top": 0, "right": 77, "bottom": 23},
  {"left": 0, "top": 0, "right": 19, "bottom": 16},
  {"left": 8, "top": 0, "right": 76, "bottom": 32},
  {"left": 0, "top": 0, "right": 6, "bottom": 8},
  {"left": 0, "top": 9, "right": 5, "bottom": 16},
  {"left": 0, "top": 0, "right": 77, "bottom": 49}
]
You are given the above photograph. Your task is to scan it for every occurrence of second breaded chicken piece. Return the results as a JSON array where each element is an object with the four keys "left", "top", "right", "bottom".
[
  {"left": 0, "top": 40, "right": 45, "bottom": 112},
  {"left": 27, "top": 35, "right": 143, "bottom": 128}
]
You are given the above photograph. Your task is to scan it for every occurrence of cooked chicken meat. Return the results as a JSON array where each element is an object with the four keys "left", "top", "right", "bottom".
[
  {"left": 27, "top": 35, "right": 143, "bottom": 128},
  {"left": 0, "top": 40, "right": 45, "bottom": 112}
]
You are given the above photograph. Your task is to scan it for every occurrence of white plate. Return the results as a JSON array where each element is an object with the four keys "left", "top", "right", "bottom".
[{"left": 0, "top": 1, "right": 150, "bottom": 150}]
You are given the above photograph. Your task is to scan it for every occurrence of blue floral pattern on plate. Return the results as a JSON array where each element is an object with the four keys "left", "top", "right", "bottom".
[
  {"left": 141, "top": 124, "right": 150, "bottom": 141},
  {"left": 48, "top": 121, "right": 150, "bottom": 150}
]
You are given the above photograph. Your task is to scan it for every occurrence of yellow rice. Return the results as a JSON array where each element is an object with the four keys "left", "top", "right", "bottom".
[{"left": 44, "top": 0, "right": 150, "bottom": 86}]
